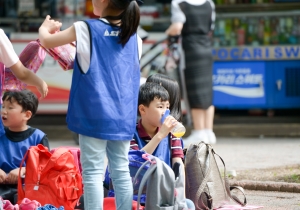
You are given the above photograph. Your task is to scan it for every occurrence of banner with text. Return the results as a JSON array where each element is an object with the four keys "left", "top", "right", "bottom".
[
  {"left": 213, "top": 62, "right": 266, "bottom": 107},
  {"left": 212, "top": 46, "right": 300, "bottom": 60}
]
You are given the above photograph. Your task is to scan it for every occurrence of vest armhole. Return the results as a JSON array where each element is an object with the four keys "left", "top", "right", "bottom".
[{"left": 79, "top": 20, "right": 93, "bottom": 74}]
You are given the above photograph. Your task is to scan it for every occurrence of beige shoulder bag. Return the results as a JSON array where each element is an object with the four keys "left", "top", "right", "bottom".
[{"left": 185, "top": 142, "right": 247, "bottom": 210}]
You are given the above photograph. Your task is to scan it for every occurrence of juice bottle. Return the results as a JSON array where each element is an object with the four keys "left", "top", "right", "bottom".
[
  {"left": 161, "top": 110, "right": 186, "bottom": 138},
  {"left": 171, "top": 123, "right": 186, "bottom": 138}
]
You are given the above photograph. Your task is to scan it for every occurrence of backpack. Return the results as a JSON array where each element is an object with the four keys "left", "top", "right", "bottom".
[
  {"left": 50, "top": 147, "right": 82, "bottom": 175},
  {"left": 185, "top": 142, "right": 247, "bottom": 210},
  {"left": 133, "top": 154, "right": 187, "bottom": 210},
  {"left": 2, "top": 40, "right": 46, "bottom": 92},
  {"left": 17, "top": 144, "right": 83, "bottom": 210}
]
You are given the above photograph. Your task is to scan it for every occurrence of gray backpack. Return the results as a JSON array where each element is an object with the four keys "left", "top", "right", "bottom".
[{"left": 133, "top": 155, "right": 188, "bottom": 210}]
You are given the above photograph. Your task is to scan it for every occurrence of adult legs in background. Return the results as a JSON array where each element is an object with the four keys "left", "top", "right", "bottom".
[
  {"left": 106, "top": 140, "right": 133, "bottom": 210},
  {"left": 183, "top": 106, "right": 216, "bottom": 147},
  {"left": 191, "top": 106, "right": 215, "bottom": 131},
  {"left": 182, "top": 40, "right": 216, "bottom": 147},
  {"left": 188, "top": 105, "right": 216, "bottom": 145},
  {"left": 204, "top": 105, "right": 216, "bottom": 144},
  {"left": 182, "top": 61, "right": 216, "bottom": 146}
]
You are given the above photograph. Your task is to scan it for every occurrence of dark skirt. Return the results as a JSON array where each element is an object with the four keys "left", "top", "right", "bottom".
[{"left": 182, "top": 34, "right": 213, "bottom": 109}]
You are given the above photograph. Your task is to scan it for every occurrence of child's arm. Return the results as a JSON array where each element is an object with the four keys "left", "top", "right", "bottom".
[
  {"left": 10, "top": 62, "right": 48, "bottom": 99},
  {"left": 0, "top": 29, "right": 48, "bottom": 98},
  {"left": 39, "top": 15, "right": 76, "bottom": 49},
  {"left": 0, "top": 168, "right": 6, "bottom": 183},
  {"left": 141, "top": 116, "right": 177, "bottom": 154},
  {"left": 5, "top": 167, "right": 25, "bottom": 184}
]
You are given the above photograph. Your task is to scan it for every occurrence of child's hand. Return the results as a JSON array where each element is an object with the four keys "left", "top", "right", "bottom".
[
  {"left": 5, "top": 167, "right": 25, "bottom": 184},
  {"left": 158, "top": 115, "right": 177, "bottom": 139},
  {"left": 40, "top": 15, "right": 62, "bottom": 34},
  {"left": 37, "top": 80, "right": 49, "bottom": 99},
  {"left": 0, "top": 169, "right": 6, "bottom": 183}
]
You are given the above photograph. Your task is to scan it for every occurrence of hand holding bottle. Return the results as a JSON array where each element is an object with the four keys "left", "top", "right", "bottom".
[{"left": 161, "top": 109, "right": 186, "bottom": 138}]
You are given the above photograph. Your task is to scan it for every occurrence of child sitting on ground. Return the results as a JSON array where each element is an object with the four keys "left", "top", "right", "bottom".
[
  {"left": 130, "top": 82, "right": 195, "bottom": 210},
  {"left": 0, "top": 90, "right": 49, "bottom": 204}
]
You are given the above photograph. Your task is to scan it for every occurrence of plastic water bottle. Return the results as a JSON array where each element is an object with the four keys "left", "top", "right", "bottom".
[{"left": 161, "top": 110, "right": 186, "bottom": 138}]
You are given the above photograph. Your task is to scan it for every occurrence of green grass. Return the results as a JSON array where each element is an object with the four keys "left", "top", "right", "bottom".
[{"left": 283, "top": 174, "right": 300, "bottom": 183}]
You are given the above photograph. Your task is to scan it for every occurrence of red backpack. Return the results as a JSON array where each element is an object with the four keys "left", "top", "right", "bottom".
[
  {"left": 17, "top": 144, "right": 83, "bottom": 210},
  {"left": 50, "top": 146, "right": 82, "bottom": 175}
]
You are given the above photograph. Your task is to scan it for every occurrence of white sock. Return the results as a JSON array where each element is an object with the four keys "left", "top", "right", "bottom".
[
  {"left": 204, "top": 129, "right": 213, "bottom": 134},
  {"left": 204, "top": 129, "right": 216, "bottom": 144},
  {"left": 193, "top": 129, "right": 207, "bottom": 137}
]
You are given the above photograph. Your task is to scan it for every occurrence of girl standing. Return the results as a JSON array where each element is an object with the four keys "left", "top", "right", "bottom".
[{"left": 38, "top": 0, "right": 142, "bottom": 209}]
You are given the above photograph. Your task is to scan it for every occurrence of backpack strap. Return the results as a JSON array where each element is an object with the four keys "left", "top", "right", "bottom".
[
  {"left": 132, "top": 157, "right": 150, "bottom": 185},
  {"left": 194, "top": 146, "right": 247, "bottom": 209},
  {"left": 133, "top": 158, "right": 156, "bottom": 210},
  {"left": 18, "top": 148, "right": 30, "bottom": 199},
  {"left": 215, "top": 150, "right": 247, "bottom": 207},
  {"left": 194, "top": 145, "right": 214, "bottom": 210}
]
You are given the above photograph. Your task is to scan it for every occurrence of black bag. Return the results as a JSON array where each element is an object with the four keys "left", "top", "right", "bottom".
[{"left": 0, "top": 184, "right": 17, "bottom": 204}]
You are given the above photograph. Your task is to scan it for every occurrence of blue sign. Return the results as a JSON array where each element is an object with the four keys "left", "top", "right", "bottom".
[
  {"left": 212, "top": 46, "right": 300, "bottom": 61},
  {"left": 213, "top": 62, "right": 266, "bottom": 106}
]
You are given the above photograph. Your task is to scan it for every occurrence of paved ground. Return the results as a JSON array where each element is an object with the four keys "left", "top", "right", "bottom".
[
  {"left": 228, "top": 190, "right": 300, "bottom": 210},
  {"left": 49, "top": 137, "right": 300, "bottom": 210},
  {"left": 212, "top": 138, "right": 300, "bottom": 171},
  {"left": 49, "top": 137, "right": 300, "bottom": 171}
]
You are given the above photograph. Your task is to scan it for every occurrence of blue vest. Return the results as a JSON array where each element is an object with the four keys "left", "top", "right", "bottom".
[
  {"left": 67, "top": 19, "right": 140, "bottom": 140},
  {"left": 0, "top": 122, "right": 4, "bottom": 137},
  {"left": 133, "top": 129, "right": 172, "bottom": 167},
  {"left": 0, "top": 129, "right": 45, "bottom": 173}
]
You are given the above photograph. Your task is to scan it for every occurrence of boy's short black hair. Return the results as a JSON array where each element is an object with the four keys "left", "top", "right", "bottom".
[
  {"left": 138, "top": 82, "right": 169, "bottom": 108},
  {"left": 2, "top": 89, "right": 39, "bottom": 117}
]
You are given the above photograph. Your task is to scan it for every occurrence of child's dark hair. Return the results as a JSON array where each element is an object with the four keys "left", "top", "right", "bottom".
[
  {"left": 2, "top": 90, "right": 39, "bottom": 117},
  {"left": 146, "top": 74, "right": 182, "bottom": 121},
  {"left": 138, "top": 82, "right": 169, "bottom": 109},
  {"left": 106, "top": 0, "right": 140, "bottom": 46}
]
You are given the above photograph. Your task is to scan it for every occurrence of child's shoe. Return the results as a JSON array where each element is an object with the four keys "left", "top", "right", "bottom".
[{"left": 183, "top": 129, "right": 209, "bottom": 148}]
